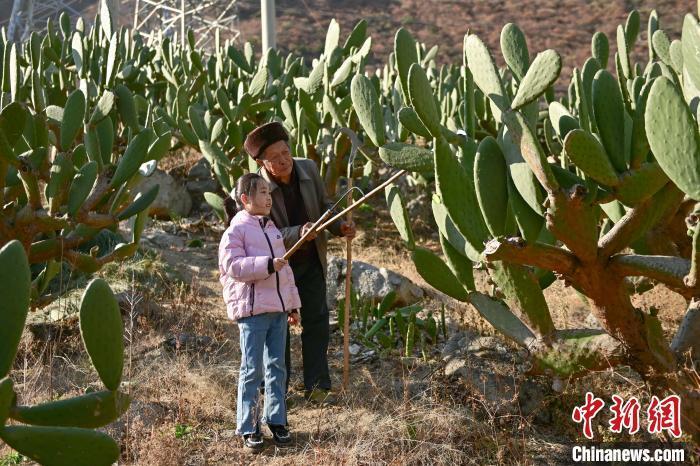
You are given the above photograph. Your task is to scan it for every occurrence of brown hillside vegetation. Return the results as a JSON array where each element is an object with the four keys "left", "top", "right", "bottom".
[{"left": 237, "top": 0, "right": 691, "bottom": 81}]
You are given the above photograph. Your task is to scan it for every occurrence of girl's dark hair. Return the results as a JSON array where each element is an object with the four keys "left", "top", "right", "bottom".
[{"left": 224, "top": 173, "right": 266, "bottom": 225}]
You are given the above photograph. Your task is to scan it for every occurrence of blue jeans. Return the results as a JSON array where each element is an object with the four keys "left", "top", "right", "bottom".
[{"left": 236, "top": 311, "right": 288, "bottom": 435}]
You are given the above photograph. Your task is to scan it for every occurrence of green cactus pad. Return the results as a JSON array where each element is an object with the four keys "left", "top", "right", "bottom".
[
  {"left": 350, "top": 74, "right": 385, "bottom": 147},
  {"left": 652, "top": 30, "right": 672, "bottom": 66},
  {"left": 501, "top": 110, "right": 559, "bottom": 193},
  {"left": 61, "top": 90, "right": 86, "bottom": 151},
  {"left": 616, "top": 25, "right": 631, "bottom": 79},
  {"left": 0, "top": 241, "right": 30, "bottom": 378},
  {"left": 378, "top": 142, "right": 432, "bottom": 173},
  {"left": 615, "top": 163, "right": 669, "bottom": 206},
  {"left": 474, "top": 136, "right": 508, "bottom": 236},
  {"left": 548, "top": 102, "right": 579, "bottom": 140},
  {"left": 96, "top": 117, "right": 114, "bottom": 166},
  {"left": 408, "top": 64, "right": 442, "bottom": 137},
  {"left": 563, "top": 129, "right": 620, "bottom": 186},
  {"left": 500, "top": 23, "right": 529, "bottom": 81},
  {"left": 500, "top": 126, "right": 546, "bottom": 216},
  {"left": 682, "top": 14, "right": 700, "bottom": 92},
  {"left": 411, "top": 247, "right": 468, "bottom": 302},
  {"left": 591, "top": 32, "right": 609, "bottom": 69},
  {"left": 533, "top": 329, "right": 621, "bottom": 376},
  {"left": 67, "top": 161, "right": 98, "bottom": 216},
  {"left": 630, "top": 81, "right": 653, "bottom": 169},
  {"left": 0, "top": 102, "right": 28, "bottom": 146},
  {"left": 114, "top": 85, "right": 139, "bottom": 130},
  {"left": 397, "top": 107, "right": 431, "bottom": 138},
  {"left": 385, "top": 184, "right": 415, "bottom": 249},
  {"left": 464, "top": 34, "right": 509, "bottom": 114},
  {"left": 592, "top": 69, "right": 627, "bottom": 172},
  {"left": 147, "top": 131, "right": 172, "bottom": 162},
  {"left": 394, "top": 28, "right": 418, "bottom": 102},
  {"left": 88, "top": 91, "right": 115, "bottom": 126},
  {"left": 79, "top": 278, "right": 124, "bottom": 391},
  {"left": 204, "top": 192, "right": 226, "bottom": 222},
  {"left": 0, "top": 377, "right": 14, "bottom": 426},
  {"left": 439, "top": 233, "right": 475, "bottom": 293},
  {"left": 0, "top": 425, "right": 119, "bottom": 466},
  {"left": 118, "top": 184, "right": 159, "bottom": 220},
  {"left": 506, "top": 178, "right": 544, "bottom": 242},
  {"left": 490, "top": 263, "right": 555, "bottom": 338},
  {"left": 432, "top": 197, "right": 481, "bottom": 262},
  {"left": 435, "top": 137, "right": 489, "bottom": 255},
  {"left": 12, "top": 390, "right": 131, "bottom": 428},
  {"left": 46, "top": 154, "right": 75, "bottom": 200},
  {"left": 646, "top": 77, "right": 700, "bottom": 200},
  {"left": 467, "top": 292, "right": 535, "bottom": 347},
  {"left": 109, "top": 129, "right": 153, "bottom": 188},
  {"left": 511, "top": 50, "right": 561, "bottom": 110}
]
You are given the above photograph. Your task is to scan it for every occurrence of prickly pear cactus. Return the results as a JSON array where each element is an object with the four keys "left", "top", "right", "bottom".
[{"left": 0, "top": 240, "right": 129, "bottom": 466}]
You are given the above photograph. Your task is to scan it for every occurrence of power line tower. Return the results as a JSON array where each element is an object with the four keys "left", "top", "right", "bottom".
[
  {"left": 132, "top": 0, "right": 240, "bottom": 49},
  {"left": 4, "top": 0, "right": 83, "bottom": 42}
]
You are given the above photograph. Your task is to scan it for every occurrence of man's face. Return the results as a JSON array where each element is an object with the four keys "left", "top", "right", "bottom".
[{"left": 257, "top": 140, "right": 293, "bottom": 179}]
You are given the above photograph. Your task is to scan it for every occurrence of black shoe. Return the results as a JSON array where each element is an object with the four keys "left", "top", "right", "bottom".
[
  {"left": 268, "top": 424, "right": 292, "bottom": 445},
  {"left": 243, "top": 432, "right": 264, "bottom": 451}
]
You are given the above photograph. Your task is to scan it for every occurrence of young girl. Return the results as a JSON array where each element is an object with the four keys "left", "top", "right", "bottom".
[{"left": 218, "top": 173, "right": 301, "bottom": 451}]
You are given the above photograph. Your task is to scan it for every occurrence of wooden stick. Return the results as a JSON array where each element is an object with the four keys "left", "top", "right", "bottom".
[
  {"left": 316, "top": 169, "right": 407, "bottom": 233},
  {"left": 342, "top": 177, "right": 353, "bottom": 391},
  {"left": 282, "top": 209, "right": 333, "bottom": 260}
]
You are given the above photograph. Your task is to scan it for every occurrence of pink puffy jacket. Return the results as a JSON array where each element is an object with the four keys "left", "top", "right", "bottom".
[{"left": 218, "top": 209, "right": 301, "bottom": 321}]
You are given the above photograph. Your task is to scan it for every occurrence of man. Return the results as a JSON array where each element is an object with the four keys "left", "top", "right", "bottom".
[{"left": 243, "top": 121, "right": 356, "bottom": 403}]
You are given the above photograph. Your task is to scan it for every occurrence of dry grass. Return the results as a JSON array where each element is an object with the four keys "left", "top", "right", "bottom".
[{"left": 2, "top": 196, "right": 698, "bottom": 465}]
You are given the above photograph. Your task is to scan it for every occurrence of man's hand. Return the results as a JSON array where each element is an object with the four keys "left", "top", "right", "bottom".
[
  {"left": 273, "top": 258, "right": 288, "bottom": 272},
  {"left": 288, "top": 310, "right": 300, "bottom": 326},
  {"left": 300, "top": 222, "right": 318, "bottom": 241},
  {"left": 340, "top": 220, "right": 356, "bottom": 239}
]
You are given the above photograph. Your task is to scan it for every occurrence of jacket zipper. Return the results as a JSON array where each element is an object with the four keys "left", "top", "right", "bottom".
[
  {"left": 260, "top": 218, "right": 286, "bottom": 313},
  {"left": 249, "top": 283, "right": 255, "bottom": 316}
]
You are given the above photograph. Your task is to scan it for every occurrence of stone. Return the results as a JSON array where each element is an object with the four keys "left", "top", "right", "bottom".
[
  {"left": 134, "top": 168, "right": 192, "bottom": 219},
  {"left": 326, "top": 256, "right": 424, "bottom": 310}
]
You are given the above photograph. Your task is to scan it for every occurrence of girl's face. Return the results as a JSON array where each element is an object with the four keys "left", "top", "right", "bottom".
[{"left": 241, "top": 181, "right": 272, "bottom": 216}]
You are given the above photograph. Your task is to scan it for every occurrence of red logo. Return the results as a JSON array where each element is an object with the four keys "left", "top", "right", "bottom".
[
  {"left": 647, "top": 395, "right": 682, "bottom": 438},
  {"left": 572, "top": 392, "right": 605, "bottom": 439},
  {"left": 609, "top": 395, "right": 641, "bottom": 435}
]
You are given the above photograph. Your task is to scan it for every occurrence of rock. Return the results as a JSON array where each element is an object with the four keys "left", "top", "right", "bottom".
[
  {"left": 584, "top": 312, "right": 603, "bottom": 330},
  {"left": 348, "top": 343, "right": 362, "bottom": 355},
  {"left": 187, "top": 158, "right": 212, "bottom": 180},
  {"left": 134, "top": 169, "right": 192, "bottom": 219},
  {"left": 326, "top": 256, "right": 424, "bottom": 310}
]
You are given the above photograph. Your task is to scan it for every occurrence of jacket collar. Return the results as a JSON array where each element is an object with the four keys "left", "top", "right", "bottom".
[
  {"left": 259, "top": 158, "right": 312, "bottom": 191},
  {"left": 233, "top": 209, "right": 271, "bottom": 228}
]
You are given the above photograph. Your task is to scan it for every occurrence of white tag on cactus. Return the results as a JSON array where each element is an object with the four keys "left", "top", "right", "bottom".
[{"left": 139, "top": 160, "right": 157, "bottom": 177}]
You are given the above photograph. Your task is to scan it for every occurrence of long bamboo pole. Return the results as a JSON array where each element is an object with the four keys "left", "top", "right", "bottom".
[
  {"left": 342, "top": 177, "right": 353, "bottom": 390},
  {"left": 282, "top": 209, "right": 333, "bottom": 260},
  {"left": 316, "top": 170, "right": 406, "bottom": 233}
]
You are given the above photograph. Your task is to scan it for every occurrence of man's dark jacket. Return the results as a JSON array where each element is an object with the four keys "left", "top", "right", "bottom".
[{"left": 259, "top": 158, "right": 342, "bottom": 277}]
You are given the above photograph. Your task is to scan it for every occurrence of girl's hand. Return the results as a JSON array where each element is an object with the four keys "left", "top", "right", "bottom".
[
  {"left": 288, "top": 311, "right": 300, "bottom": 326},
  {"left": 273, "top": 258, "right": 288, "bottom": 271}
]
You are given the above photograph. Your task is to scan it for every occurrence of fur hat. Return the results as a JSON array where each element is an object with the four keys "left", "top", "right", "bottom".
[{"left": 243, "top": 122, "right": 289, "bottom": 159}]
